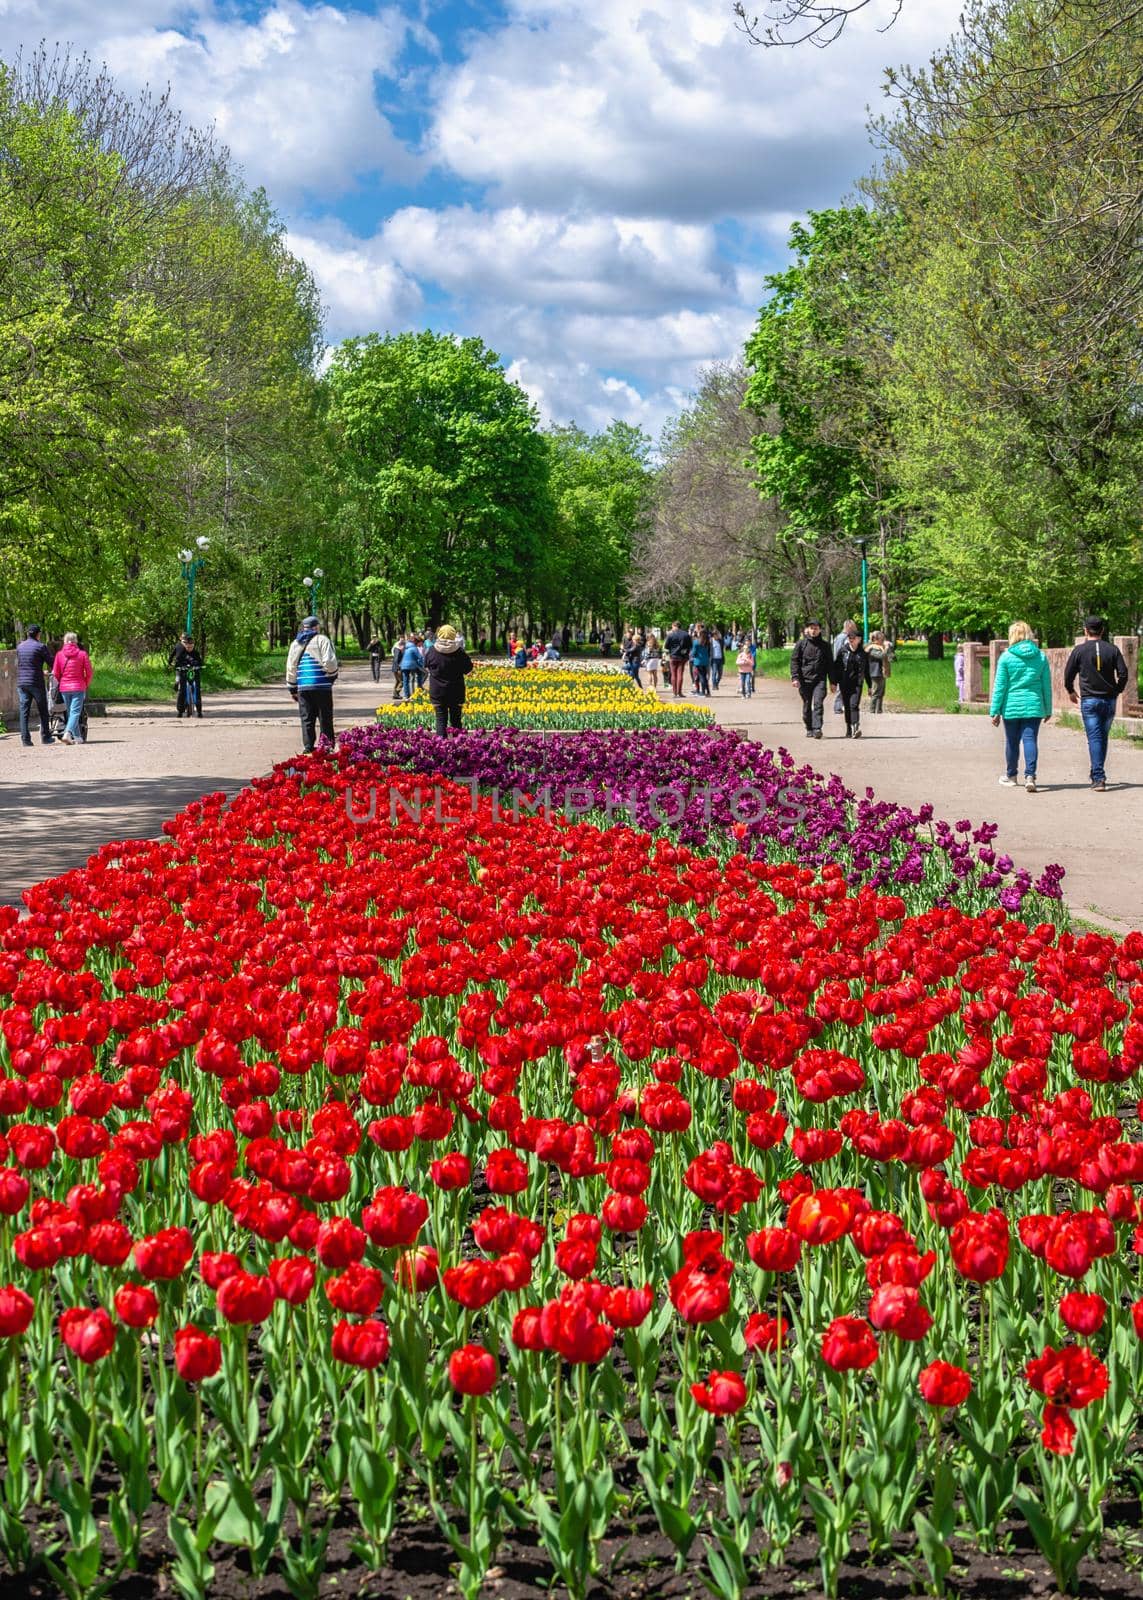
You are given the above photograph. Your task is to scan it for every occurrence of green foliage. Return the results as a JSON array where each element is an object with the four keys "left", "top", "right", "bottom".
[
  {"left": 874, "top": 0, "right": 1143, "bottom": 640},
  {"left": 326, "top": 331, "right": 555, "bottom": 634},
  {"left": 0, "top": 56, "right": 326, "bottom": 655},
  {"left": 545, "top": 421, "right": 654, "bottom": 630}
]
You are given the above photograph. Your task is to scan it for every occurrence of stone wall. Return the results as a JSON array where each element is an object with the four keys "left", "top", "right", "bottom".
[{"left": 0, "top": 651, "right": 16, "bottom": 723}]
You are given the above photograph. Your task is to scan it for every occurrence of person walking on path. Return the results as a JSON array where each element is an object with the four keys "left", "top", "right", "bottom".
[
  {"left": 50, "top": 632, "right": 93, "bottom": 744},
  {"left": 833, "top": 619, "right": 856, "bottom": 661},
  {"left": 368, "top": 637, "right": 384, "bottom": 683},
  {"left": 286, "top": 614, "right": 339, "bottom": 754},
  {"left": 734, "top": 637, "right": 755, "bottom": 697},
  {"left": 954, "top": 644, "right": 967, "bottom": 704},
  {"left": 837, "top": 627, "right": 872, "bottom": 738},
  {"left": 170, "top": 634, "right": 203, "bottom": 719},
  {"left": 990, "top": 620, "right": 1052, "bottom": 792},
  {"left": 399, "top": 636, "right": 425, "bottom": 700},
  {"left": 710, "top": 629, "right": 724, "bottom": 691},
  {"left": 423, "top": 624, "right": 474, "bottom": 737},
  {"left": 866, "top": 631, "right": 891, "bottom": 715},
  {"left": 790, "top": 621, "right": 834, "bottom": 739},
  {"left": 643, "top": 635, "right": 661, "bottom": 689},
  {"left": 690, "top": 628, "right": 712, "bottom": 696},
  {"left": 16, "top": 625, "right": 54, "bottom": 746},
  {"left": 664, "top": 621, "right": 692, "bottom": 699},
  {"left": 621, "top": 629, "right": 643, "bottom": 687},
  {"left": 390, "top": 635, "right": 405, "bottom": 699},
  {"left": 1064, "top": 616, "right": 1130, "bottom": 792}
]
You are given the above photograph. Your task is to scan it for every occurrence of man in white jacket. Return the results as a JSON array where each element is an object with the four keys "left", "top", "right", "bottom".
[{"left": 286, "top": 615, "right": 339, "bottom": 752}]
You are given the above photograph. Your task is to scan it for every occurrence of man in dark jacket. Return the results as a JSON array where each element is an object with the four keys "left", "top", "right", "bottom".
[
  {"left": 169, "top": 634, "right": 204, "bottom": 719},
  {"left": 790, "top": 621, "right": 835, "bottom": 739},
  {"left": 663, "top": 621, "right": 692, "bottom": 699},
  {"left": 836, "top": 627, "right": 872, "bottom": 739},
  {"left": 16, "top": 625, "right": 54, "bottom": 746},
  {"left": 1064, "top": 617, "right": 1131, "bottom": 791},
  {"left": 423, "top": 624, "right": 474, "bottom": 735}
]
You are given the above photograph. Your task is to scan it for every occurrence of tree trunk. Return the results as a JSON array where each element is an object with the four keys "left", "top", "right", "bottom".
[
  {"left": 878, "top": 516, "right": 892, "bottom": 635},
  {"left": 489, "top": 596, "right": 498, "bottom": 654},
  {"left": 767, "top": 616, "right": 783, "bottom": 649},
  {"left": 926, "top": 633, "right": 945, "bottom": 660},
  {"left": 428, "top": 592, "right": 444, "bottom": 631}
]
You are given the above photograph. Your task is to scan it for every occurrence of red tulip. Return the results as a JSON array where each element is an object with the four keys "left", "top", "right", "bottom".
[
  {"left": 331, "top": 1318, "right": 390, "bottom": 1369},
  {"left": 691, "top": 1370, "right": 747, "bottom": 1415},
  {"left": 448, "top": 1343, "right": 498, "bottom": 1396},
  {"left": 60, "top": 1307, "right": 116, "bottom": 1364},
  {"left": 173, "top": 1325, "right": 222, "bottom": 1383},
  {"left": 918, "top": 1360, "right": 972, "bottom": 1409},
  {"left": 1058, "top": 1292, "right": 1106, "bottom": 1337},
  {"left": 0, "top": 1285, "right": 35, "bottom": 1338},
  {"left": 820, "top": 1316, "right": 878, "bottom": 1372},
  {"left": 114, "top": 1283, "right": 160, "bottom": 1329},
  {"left": 216, "top": 1271, "right": 275, "bottom": 1326}
]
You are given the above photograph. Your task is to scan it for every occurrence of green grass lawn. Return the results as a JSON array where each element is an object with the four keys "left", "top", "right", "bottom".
[
  {"left": 752, "top": 641, "right": 983, "bottom": 713},
  {"left": 92, "top": 651, "right": 290, "bottom": 703}
]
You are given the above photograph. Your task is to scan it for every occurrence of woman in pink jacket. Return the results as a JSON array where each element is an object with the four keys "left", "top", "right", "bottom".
[{"left": 51, "top": 633, "right": 93, "bottom": 744}]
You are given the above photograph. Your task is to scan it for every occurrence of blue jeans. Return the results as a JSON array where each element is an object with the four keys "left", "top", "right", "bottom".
[
  {"left": 1080, "top": 697, "right": 1116, "bottom": 784},
  {"left": 1003, "top": 716, "right": 1041, "bottom": 779},
  {"left": 739, "top": 672, "right": 753, "bottom": 697},
  {"left": 18, "top": 684, "right": 51, "bottom": 742},
  {"left": 62, "top": 690, "right": 86, "bottom": 740},
  {"left": 711, "top": 658, "right": 723, "bottom": 689},
  {"left": 401, "top": 669, "right": 417, "bottom": 698}
]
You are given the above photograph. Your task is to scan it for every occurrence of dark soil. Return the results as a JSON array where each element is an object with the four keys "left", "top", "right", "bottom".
[{"left": 2, "top": 1491, "right": 1142, "bottom": 1600}]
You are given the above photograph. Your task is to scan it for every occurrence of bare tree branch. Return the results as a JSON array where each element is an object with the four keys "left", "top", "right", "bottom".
[{"left": 733, "top": 0, "right": 900, "bottom": 48}]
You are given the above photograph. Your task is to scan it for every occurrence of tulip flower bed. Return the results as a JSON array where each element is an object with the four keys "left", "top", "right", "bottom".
[
  {"left": 339, "top": 723, "right": 1066, "bottom": 916},
  {"left": 1, "top": 755, "right": 1141, "bottom": 1600},
  {"left": 376, "top": 665, "right": 712, "bottom": 730}
]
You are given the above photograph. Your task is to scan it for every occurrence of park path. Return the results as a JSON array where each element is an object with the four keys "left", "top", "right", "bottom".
[
  {"left": 1, "top": 665, "right": 1140, "bottom": 930},
  {"left": 686, "top": 674, "right": 1142, "bottom": 933}
]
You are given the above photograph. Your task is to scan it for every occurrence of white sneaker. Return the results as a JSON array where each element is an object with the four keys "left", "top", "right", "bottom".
[
  {"left": 60, "top": 731, "right": 75, "bottom": 745},
  {"left": 1025, "top": 776, "right": 1037, "bottom": 793},
  {"left": 998, "top": 776, "right": 1017, "bottom": 787}
]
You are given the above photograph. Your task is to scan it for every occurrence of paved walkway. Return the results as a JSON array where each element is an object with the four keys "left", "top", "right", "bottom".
[{"left": 1, "top": 667, "right": 1140, "bottom": 931}]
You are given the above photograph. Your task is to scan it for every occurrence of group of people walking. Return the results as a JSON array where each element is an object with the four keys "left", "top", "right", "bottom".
[
  {"left": 14, "top": 625, "right": 93, "bottom": 745},
  {"left": 988, "top": 616, "right": 1130, "bottom": 793},
  {"left": 789, "top": 618, "right": 893, "bottom": 740}
]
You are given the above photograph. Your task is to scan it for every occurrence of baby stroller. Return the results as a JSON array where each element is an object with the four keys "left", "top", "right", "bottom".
[{"left": 48, "top": 675, "right": 89, "bottom": 743}]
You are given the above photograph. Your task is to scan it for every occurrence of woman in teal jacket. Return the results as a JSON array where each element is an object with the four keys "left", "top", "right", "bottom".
[{"left": 990, "top": 621, "right": 1052, "bottom": 792}]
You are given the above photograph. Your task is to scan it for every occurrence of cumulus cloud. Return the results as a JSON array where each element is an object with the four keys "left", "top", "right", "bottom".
[
  {"left": 2, "top": 0, "right": 418, "bottom": 200},
  {"left": 430, "top": 0, "right": 963, "bottom": 222},
  {"left": 381, "top": 205, "right": 735, "bottom": 313},
  {"left": 287, "top": 224, "right": 423, "bottom": 333}
]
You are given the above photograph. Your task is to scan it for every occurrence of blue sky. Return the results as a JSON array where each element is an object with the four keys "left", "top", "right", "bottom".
[{"left": 2, "top": 0, "right": 962, "bottom": 437}]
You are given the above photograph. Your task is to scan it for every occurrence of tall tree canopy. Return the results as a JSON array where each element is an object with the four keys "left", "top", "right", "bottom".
[
  {"left": 325, "top": 331, "right": 554, "bottom": 638},
  {"left": 0, "top": 50, "right": 326, "bottom": 652}
]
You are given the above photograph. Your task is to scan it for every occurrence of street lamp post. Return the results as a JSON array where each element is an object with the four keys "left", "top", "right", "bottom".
[
  {"left": 178, "top": 537, "right": 210, "bottom": 636},
  {"left": 302, "top": 567, "right": 324, "bottom": 616}
]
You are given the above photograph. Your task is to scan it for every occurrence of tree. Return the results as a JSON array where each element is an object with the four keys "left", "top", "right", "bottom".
[
  {"left": 325, "top": 331, "right": 554, "bottom": 635},
  {"left": 734, "top": 0, "right": 902, "bottom": 47},
  {"left": 546, "top": 422, "right": 654, "bottom": 641},
  {"left": 743, "top": 207, "right": 903, "bottom": 634},
  {"left": 0, "top": 51, "right": 326, "bottom": 653},
  {"left": 634, "top": 362, "right": 804, "bottom": 638},
  {"left": 872, "top": 0, "right": 1143, "bottom": 639}
]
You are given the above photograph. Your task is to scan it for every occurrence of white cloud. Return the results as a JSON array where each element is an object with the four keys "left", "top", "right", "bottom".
[
  {"left": 287, "top": 224, "right": 422, "bottom": 332},
  {"left": 2, "top": 1, "right": 418, "bottom": 200},
  {"left": 381, "top": 204, "right": 732, "bottom": 312},
  {"left": 430, "top": 0, "right": 963, "bottom": 223}
]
